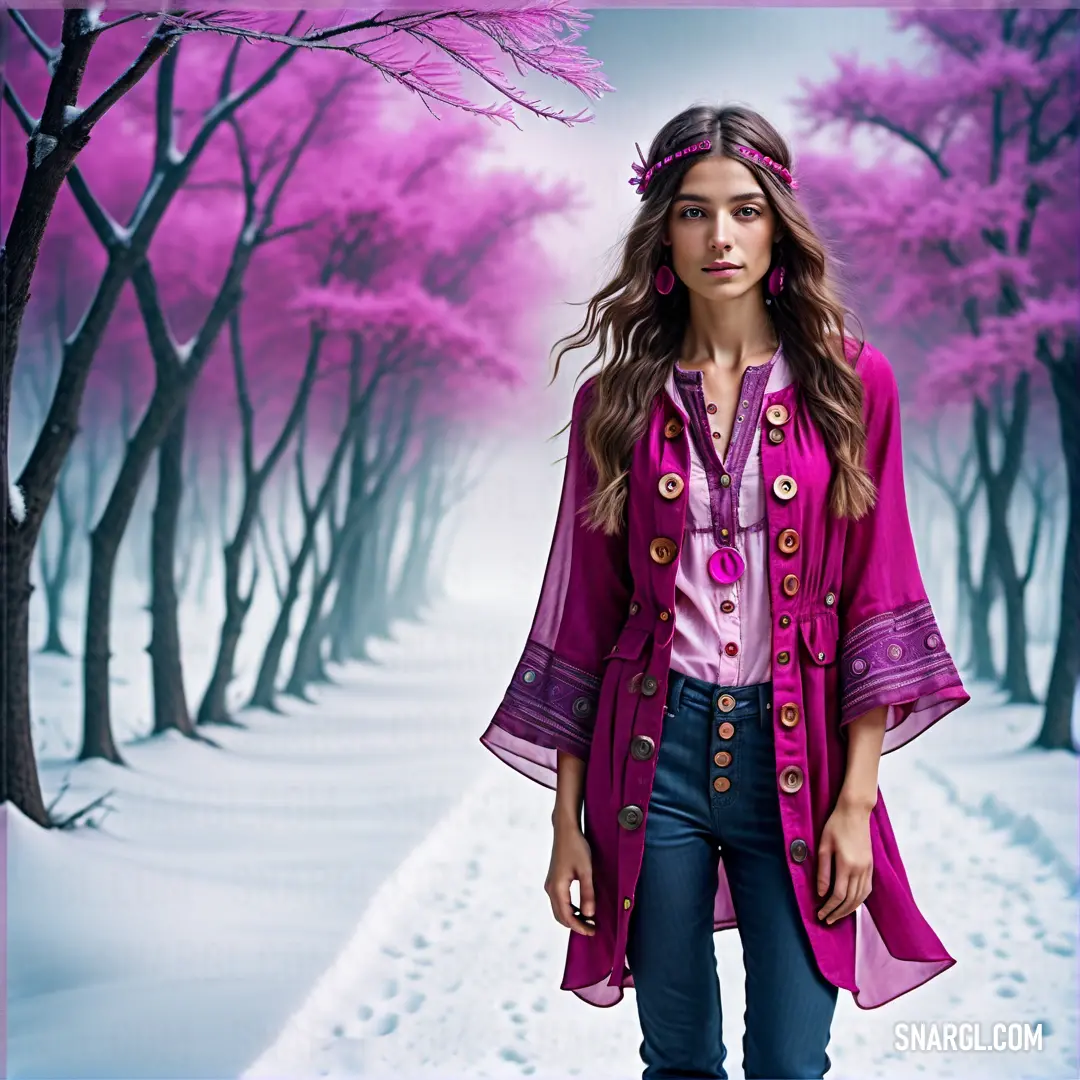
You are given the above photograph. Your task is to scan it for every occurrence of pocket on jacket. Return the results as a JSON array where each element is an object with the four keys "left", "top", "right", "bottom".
[{"left": 798, "top": 610, "right": 839, "bottom": 666}]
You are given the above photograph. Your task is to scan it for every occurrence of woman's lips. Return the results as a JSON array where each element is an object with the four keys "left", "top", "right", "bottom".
[{"left": 704, "top": 266, "right": 740, "bottom": 278}]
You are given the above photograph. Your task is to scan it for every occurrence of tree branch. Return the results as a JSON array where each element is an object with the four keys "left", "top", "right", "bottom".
[{"left": 7, "top": 9, "right": 58, "bottom": 65}]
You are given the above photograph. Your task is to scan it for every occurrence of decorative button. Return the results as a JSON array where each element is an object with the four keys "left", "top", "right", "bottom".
[
  {"left": 707, "top": 402, "right": 717, "bottom": 414},
  {"left": 572, "top": 696, "right": 592, "bottom": 718},
  {"left": 768, "top": 428, "right": 785, "bottom": 445},
  {"left": 713, "top": 431, "right": 721, "bottom": 440},
  {"left": 630, "top": 735, "right": 656, "bottom": 761},
  {"left": 718, "top": 694, "right": 736, "bottom": 713},
  {"left": 782, "top": 574, "right": 800, "bottom": 597},
  {"left": 720, "top": 473, "right": 732, "bottom": 488},
  {"left": 659, "top": 472, "right": 685, "bottom": 499},
  {"left": 778, "top": 529, "right": 800, "bottom": 555},
  {"left": 623, "top": 897, "right": 632, "bottom": 910},
  {"left": 522, "top": 669, "right": 537, "bottom": 683},
  {"left": 659, "top": 609, "right": 671, "bottom": 622},
  {"left": 850, "top": 657, "right": 868, "bottom": 676},
  {"left": 790, "top": 838, "right": 808, "bottom": 863},
  {"left": 887, "top": 643, "right": 903, "bottom": 662},
  {"left": 664, "top": 418, "right": 683, "bottom": 439},
  {"left": 714, "top": 750, "right": 732, "bottom": 767},
  {"left": 713, "top": 777, "right": 731, "bottom": 793},
  {"left": 779, "top": 614, "right": 791, "bottom": 628},
  {"left": 649, "top": 537, "right": 678, "bottom": 564},
  {"left": 642, "top": 675, "right": 659, "bottom": 697},
  {"left": 779, "top": 765, "right": 804, "bottom": 794},
  {"left": 779, "top": 703, "right": 800, "bottom": 728},
  {"left": 925, "top": 633, "right": 940, "bottom": 650},
  {"left": 630, "top": 601, "right": 640, "bottom": 615},
  {"left": 825, "top": 592, "right": 835, "bottom": 607},
  {"left": 773, "top": 474, "right": 798, "bottom": 500},
  {"left": 767, "top": 403, "right": 790, "bottom": 426},
  {"left": 718, "top": 721, "right": 735, "bottom": 739},
  {"left": 618, "top": 805, "right": 645, "bottom": 830},
  {"left": 778, "top": 650, "right": 791, "bottom": 664},
  {"left": 720, "top": 528, "right": 729, "bottom": 538},
  {"left": 724, "top": 642, "right": 739, "bottom": 657},
  {"left": 720, "top": 599, "right": 735, "bottom": 614}
]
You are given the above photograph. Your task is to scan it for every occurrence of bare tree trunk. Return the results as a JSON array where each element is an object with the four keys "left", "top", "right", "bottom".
[
  {"left": 148, "top": 404, "right": 198, "bottom": 737},
  {"left": 248, "top": 399, "right": 368, "bottom": 712},
  {"left": 968, "top": 541, "right": 999, "bottom": 681},
  {"left": 37, "top": 455, "right": 77, "bottom": 655},
  {"left": 974, "top": 380, "right": 1036, "bottom": 703},
  {"left": 197, "top": 316, "right": 324, "bottom": 726},
  {"left": 1035, "top": 339, "right": 1079, "bottom": 751},
  {"left": 285, "top": 390, "right": 415, "bottom": 699}
]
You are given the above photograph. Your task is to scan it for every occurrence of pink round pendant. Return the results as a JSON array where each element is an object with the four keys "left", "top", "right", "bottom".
[{"left": 707, "top": 546, "right": 745, "bottom": 585}]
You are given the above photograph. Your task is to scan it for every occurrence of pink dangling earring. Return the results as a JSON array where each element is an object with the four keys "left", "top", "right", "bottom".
[
  {"left": 765, "top": 264, "right": 785, "bottom": 305},
  {"left": 655, "top": 244, "right": 675, "bottom": 295}
]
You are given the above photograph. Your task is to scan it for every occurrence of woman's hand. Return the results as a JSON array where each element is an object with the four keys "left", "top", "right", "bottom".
[
  {"left": 545, "top": 820, "right": 597, "bottom": 937},
  {"left": 816, "top": 800, "right": 873, "bottom": 925}
]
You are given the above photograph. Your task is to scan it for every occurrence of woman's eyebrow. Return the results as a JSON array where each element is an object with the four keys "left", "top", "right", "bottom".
[{"left": 673, "top": 191, "right": 766, "bottom": 205}]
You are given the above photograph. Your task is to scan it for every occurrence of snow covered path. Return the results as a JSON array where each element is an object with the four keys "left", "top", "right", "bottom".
[
  {"left": 9, "top": 597, "right": 528, "bottom": 1080},
  {"left": 248, "top": 695, "right": 1078, "bottom": 1080}
]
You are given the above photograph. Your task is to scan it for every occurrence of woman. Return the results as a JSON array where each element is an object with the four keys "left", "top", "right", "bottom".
[{"left": 479, "top": 104, "right": 970, "bottom": 1080}]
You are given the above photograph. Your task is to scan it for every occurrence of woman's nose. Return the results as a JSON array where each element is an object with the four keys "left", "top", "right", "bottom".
[{"left": 709, "top": 221, "right": 732, "bottom": 248}]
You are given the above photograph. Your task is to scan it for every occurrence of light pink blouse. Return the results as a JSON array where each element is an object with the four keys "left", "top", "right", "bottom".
[{"left": 664, "top": 345, "right": 794, "bottom": 686}]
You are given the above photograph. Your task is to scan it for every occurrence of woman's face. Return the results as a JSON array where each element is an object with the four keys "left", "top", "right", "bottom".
[{"left": 664, "top": 155, "right": 782, "bottom": 303}]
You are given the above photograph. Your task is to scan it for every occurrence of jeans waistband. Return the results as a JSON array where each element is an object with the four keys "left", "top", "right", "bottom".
[{"left": 667, "top": 670, "right": 772, "bottom": 725}]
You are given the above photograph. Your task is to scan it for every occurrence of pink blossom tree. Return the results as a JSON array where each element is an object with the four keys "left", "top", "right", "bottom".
[
  {"left": 3, "top": 4, "right": 611, "bottom": 825},
  {"left": 797, "top": 9, "right": 1078, "bottom": 747}
]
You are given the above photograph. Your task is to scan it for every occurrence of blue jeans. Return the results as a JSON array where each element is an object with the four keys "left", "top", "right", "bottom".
[{"left": 625, "top": 672, "right": 838, "bottom": 1079}]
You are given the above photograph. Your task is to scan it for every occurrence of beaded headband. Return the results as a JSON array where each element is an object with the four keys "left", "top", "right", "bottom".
[{"left": 628, "top": 138, "right": 798, "bottom": 196}]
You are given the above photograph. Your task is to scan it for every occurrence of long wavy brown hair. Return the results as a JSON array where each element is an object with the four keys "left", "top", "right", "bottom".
[{"left": 551, "top": 104, "right": 877, "bottom": 536}]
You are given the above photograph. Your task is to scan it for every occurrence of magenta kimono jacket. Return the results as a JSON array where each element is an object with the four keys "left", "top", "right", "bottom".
[{"left": 480, "top": 339, "right": 970, "bottom": 1010}]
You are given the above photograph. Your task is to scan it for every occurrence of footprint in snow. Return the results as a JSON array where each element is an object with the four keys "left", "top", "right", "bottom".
[
  {"left": 404, "top": 991, "right": 425, "bottom": 1013},
  {"left": 357, "top": 1004, "right": 373, "bottom": 1020},
  {"left": 381, "top": 978, "right": 398, "bottom": 1000},
  {"left": 376, "top": 1013, "right": 398, "bottom": 1035}
]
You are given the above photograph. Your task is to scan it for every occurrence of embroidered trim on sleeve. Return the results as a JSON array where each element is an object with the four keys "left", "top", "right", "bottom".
[
  {"left": 493, "top": 639, "right": 602, "bottom": 759},
  {"left": 839, "top": 599, "right": 960, "bottom": 725}
]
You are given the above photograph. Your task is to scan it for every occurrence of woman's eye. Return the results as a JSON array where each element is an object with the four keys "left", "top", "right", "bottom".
[
  {"left": 736, "top": 206, "right": 762, "bottom": 218},
  {"left": 681, "top": 207, "right": 704, "bottom": 219}
]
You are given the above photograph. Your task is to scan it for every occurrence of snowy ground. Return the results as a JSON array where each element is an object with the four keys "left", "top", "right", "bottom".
[
  {"left": 9, "top": 564, "right": 1078, "bottom": 1079},
  {"left": 8, "top": 582, "right": 530, "bottom": 1079}
]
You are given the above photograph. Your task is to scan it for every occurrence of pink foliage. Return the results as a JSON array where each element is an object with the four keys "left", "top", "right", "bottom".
[
  {"left": 797, "top": 9, "right": 1078, "bottom": 411},
  {"left": 6, "top": 12, "right": 578, "bottom": 461}
]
